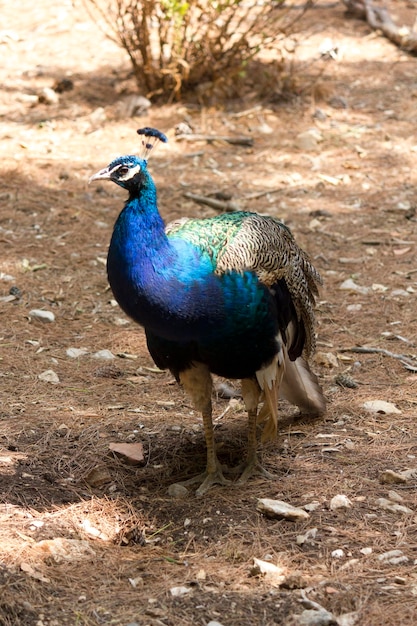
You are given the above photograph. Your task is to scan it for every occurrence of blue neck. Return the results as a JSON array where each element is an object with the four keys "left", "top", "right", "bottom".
[{"left": 107, "top": 174, "right": 220, "bottom": 339}]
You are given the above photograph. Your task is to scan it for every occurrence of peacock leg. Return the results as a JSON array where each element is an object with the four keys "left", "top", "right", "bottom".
[
  {"left": 176, "top": 364, "right": 231, "bottom": 496},
  {"left": 235, "top": 378, "right": 276, "bottom": 485}
]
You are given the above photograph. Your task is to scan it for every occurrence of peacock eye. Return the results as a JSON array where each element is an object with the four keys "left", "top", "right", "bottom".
[{"left": 118, "top": 166, "right": 129, "bottom": 176}]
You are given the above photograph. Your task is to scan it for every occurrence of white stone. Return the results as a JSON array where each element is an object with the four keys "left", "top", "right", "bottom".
[
  {"left": 363, "top": 400, "right": 401, "bottom": 415},
  {"left": 257, "top": 498, "right": 310, "bottom": 521},
  {"left": 92, "top": 349, "right": 115, "bottom": 360},
  {"left": 377, "top": 498, "right": 413, "bottom": 515},
  {"left": 331, "top": 549, "right": 345, "bottom": 559},
  {"left": 66, "top": 348, "right": 89, "bottom": 358},
  {"left": 339, "top": 278, "right": 369, "bottom": 295},
  {"left": 329, "top": 494, "right": 352, "bottom": 510},
  {"left": 38, "top": 369, "right": 60, "bottom": 384},
  {"left": 29, "top": 309, "right": 55, "bottom": 322},
  {"left": 170, "top": 585, "right": 192, "bottom": 597}
]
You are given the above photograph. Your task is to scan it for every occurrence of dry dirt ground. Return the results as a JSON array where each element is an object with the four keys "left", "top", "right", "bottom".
[{"left": 1, "top": 1, "right": 417, "bottom": 625}]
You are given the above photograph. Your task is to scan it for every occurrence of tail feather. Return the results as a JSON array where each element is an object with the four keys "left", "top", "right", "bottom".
[
  {"left": 255, "top": 355, "right": 284, "bottom": 442},
  {"left": 280, "top": 355, "right": 326, "bottom": 416}
]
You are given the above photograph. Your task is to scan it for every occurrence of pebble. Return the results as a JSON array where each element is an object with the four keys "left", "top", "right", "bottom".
[
  {"left": 29, "top": 309, "right": 55, "bottom": 323},
  {"left": 296, "top": 129, "right": 323, "bottom": 151},
  {"left": 314, "top": 352, "right": 338, "bottom": 368},
  {"left": 339, "top": 278, "right": 369, "bottom": 295},
  {"left": 329, "top": 494, "right": 352, "bottom": 510},
  {"left": 387, "top": 490, "right": 404, "bottom": 503},
  {"left": 167, "top": 483, "right": 189, "bottom": 498},
  {"left": 38, "top": 369, "right": 60, "bottom": 384},
  {"left": 363, "top": 400, "right": 401, "bottom": 415},
  {"left": 377, "top": 498, "right": 413, "bottom": 515},
  {"left": 207, "top": 622, "right": 225, "bottom": 626},
  {"left": 331, "top": 549, "right": 345, "bottom": 559},
  {"left": 251, "top": 558, "right": 286, "bottom": 585},
  {"left": 66, "top": 347, "right": 89, "bottom": 358},
  {"left": 38, "top": 87, "right": 59, "bottom": 104},
  {"left": 92, "top": 349, "right": 115, "bottom": 360},
  {"left": 170, "top": 585, "right": 192, "bottom": 597},
  {"left": 378, "top": 549, "right": 409, "bottom": 565},
  {"left": 296, "top": 528, "right": 318, "bottom": 546},
  {"left": 295, "top": 608, "right": 336, "bottom": 625},
  {"left": 379, "top": 469, "right": 408, "bottom": 484},
  {"left": 257, "top": 498, "right": 310, "bottom": 521}
]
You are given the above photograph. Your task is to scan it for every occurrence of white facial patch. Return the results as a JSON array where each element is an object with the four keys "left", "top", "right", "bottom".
[{"left": 114, "top": 163, "right": 141, "bottom": 181}]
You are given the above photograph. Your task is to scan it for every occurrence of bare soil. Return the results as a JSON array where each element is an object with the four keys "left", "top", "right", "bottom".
[{"left": 1, "top": 1, "right": 417, "bottom": 625}]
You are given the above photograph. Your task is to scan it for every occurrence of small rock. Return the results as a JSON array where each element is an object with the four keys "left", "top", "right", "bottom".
[
  {"left": 331, "top": 549, "right": 345, "bottom": 559},
  {"left": 378, "top": 549, "right": 409, "bottom": 565},
  {"left": 84, "top": 466, "right": 112, "bottom": 487},
  {"left": 251, "top": 558, "right": 286, "bottom": 585},
  {"left": 257, "top": 498, "right": 310, "bottom": 521},
  {"left": 328, "top": 95, "right": 348, "bottom": 109},
  {"left": 391, "top": 289, "right": 410, "bottom": 298},
  {"left": 337, "top": 612, "right": 360, "bottom": 626},
  {"left": 339, "top": 278, "right": 369, "bottom": 295},
  {"left": 109, "top": 442, "right": 144, "bottom": 466},
  {"left": 296, "top": 608, "right": 336, "bottom": 625},
  {"left": 206, "top": 622, "right": 226, "bottom": 626},
  {"left": 38, "top": 369, "right": 60, "bottom": 384},
  {"left": 379, "top": 469, "right": 408, "bottom": 484},
  {"left": 360, "top": 547, "right": 373, "bottom": 556},
  {"left": 128, "top": 577, "right": 144, "bottom": 589},
  {"left": 38, "top": 87, "right": 59, "bottom": 105},
  {"left": 297, "top": 528, "right": 318, "bottom": 546},
  {"left": 117, "top": 94, "right": 151, "bottom": 117},
  {"left": 66, "top": 347, "right": 89, "bottom": 358},
  {"left": 29, "top": 309, "right": 55, "bottom": 323},
  {"left": 167, "top": 483, "right": 189, "bottom": 498},
  {"left": 363, "top": 400, "right": 401, "bottom": 415},
  {"left": 377, "top": 498, "right": 413, "bottom": 515},
  {"left": 314, "top": 352, "right": 338, "bottom": 368},
  {"left": 329, "top": 494, "right": 352, "bottom": 510},
  {"left": 296, "top": 129, "right": 323, "bottom": 151},
  {"left": 387, "top": 490, "right": 404, "bottom": 503},
  {"left": 92, "top": 349, "right": 115, "bottom": 360},
  {"left": 170, "top": 585, "right": 193, "bottom": 597},
  {"left": 304, "top": 502, "right": 321, "bottom": 512}
]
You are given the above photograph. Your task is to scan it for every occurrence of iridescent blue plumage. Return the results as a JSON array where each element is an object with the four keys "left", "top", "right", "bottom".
[{"left": 90, "top": 128, "right": 325, "bottom": 496}]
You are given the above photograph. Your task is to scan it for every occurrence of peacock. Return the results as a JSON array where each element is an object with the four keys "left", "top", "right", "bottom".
[{"left": 90, "top": 127, "right": 325, "bottom": 496}]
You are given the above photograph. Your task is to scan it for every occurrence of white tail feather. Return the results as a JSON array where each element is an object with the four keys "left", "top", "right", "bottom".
[{"left": 280, "top": 355, "right": 326, "bottom": 416}]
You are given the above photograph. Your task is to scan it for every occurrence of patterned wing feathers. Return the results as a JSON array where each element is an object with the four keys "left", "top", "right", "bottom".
[{"left": 216, "top": 214, "right": 321, "bottom": 356}]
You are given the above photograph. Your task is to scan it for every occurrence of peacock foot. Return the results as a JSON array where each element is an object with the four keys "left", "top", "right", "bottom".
[
  {"left": 234, "top": 455, "right": 277, "bottom": 486},
  {"left": 175, "top": 464, "right": 232, "bottom": 497}
]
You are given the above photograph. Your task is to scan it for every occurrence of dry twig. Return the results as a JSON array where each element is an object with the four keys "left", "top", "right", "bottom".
[
  {"left": 343, "top": 0, "right": 417, "bottom": 54},
  {"left": 340, "top": 346, "right": 417, "bottom": 371},
  {"left": 183, "top": 192, "right": 240, "bottom": 212},
  {"left": 176, "top": 134, "right": 254, "bottom": 147}
]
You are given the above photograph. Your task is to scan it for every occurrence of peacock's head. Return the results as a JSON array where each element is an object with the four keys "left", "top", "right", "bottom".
[
  {"left": 89, "top": 155, "right": 147, "bottom": 190},
  {"left": 89, "top": 127, "right": 168, "bottom": 191}
]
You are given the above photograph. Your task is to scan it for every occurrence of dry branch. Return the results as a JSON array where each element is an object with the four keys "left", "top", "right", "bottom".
[
  {"left": 183, "top": 192, "right": 240, "bottom": 212},
  {"left": 176, "top": 134, "right": 254, "bottom": 147},
  {"left": 342, "top": 0, "right": 417, "bottom": 54},
  {"left": 340, "top": 345, "right": 417, "bottom": 371}
]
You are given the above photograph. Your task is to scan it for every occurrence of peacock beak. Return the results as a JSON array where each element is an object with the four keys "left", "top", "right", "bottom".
[{"left": 88, "top": 167, "right": 111, "bottom": 184}]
